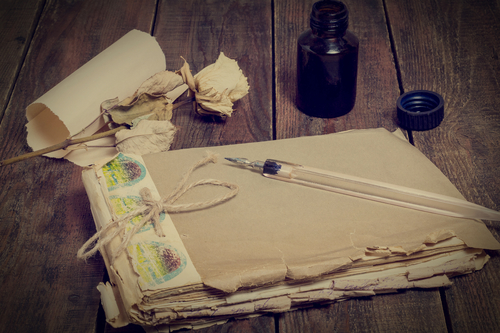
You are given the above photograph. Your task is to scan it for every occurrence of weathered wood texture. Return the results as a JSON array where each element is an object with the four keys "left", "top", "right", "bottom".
[
  {"left": 1, "top": 0, "right": 499, "bottom": 332},
  {"left": 156, "top": 0, "right": 273, "bottom": 150},
  {"left": 279, "top": 289, "right": 447, "bottom": 333},
  {"left": 105, "top": 1, "right": 275, "bottom": 332},
  {"left": 386, "top": 0, "right": 500, "bottom": 332},
  {"left": 0, "top": 0, "right": 158, "bottom": 332},
  {"left": 274, "top": 0, "right": 400, "bottom": 139},
  {"left": 274, "top": 1, "right": 445, "bottom": 331},
  {"left": 0, "top": 0, "right": 43, "bottom": 120}
]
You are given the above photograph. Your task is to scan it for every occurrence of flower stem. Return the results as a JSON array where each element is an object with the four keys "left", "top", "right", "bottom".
[
  {"left": 0, "top": 125, "right": 127, "bottom": 167},
  {"left": 0, "top": 97, "right": 195, "bottom": 167}
]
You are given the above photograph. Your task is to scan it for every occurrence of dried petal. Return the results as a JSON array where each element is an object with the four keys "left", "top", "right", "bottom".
[
  {"left": 181, "top": 53, "right": 249, "bottom": 117},
  {"left": 109, "top": 95, "right": 173, "bottom": 125},
  {"left": 178, "top": 57, "right": 196, "bottom": 92},
  {"left": 194, "top": 88, "right": 234, "bottom": 116},
  {"left": 115, "top": 120, "right": 176, "bottom": 155},
  {"left": 107, "top": 70, "right": 187, "bottom": 125},
  {"left": 228, "top": 73, "right": 251, "bottom": 102},
  {"left": 194, "top": 53, "right": 243, "bottom": 95},
  {"left": 121, "top": 71, "right": 185, "bottom": 106}
]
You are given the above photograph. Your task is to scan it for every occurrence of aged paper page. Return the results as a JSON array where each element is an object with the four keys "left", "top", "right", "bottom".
[
  {"left": 142, "top": 128, "right": 500, "bottom": 293},
  {"left": 26, "top": 30, "right": 167, "bottom": 166}
]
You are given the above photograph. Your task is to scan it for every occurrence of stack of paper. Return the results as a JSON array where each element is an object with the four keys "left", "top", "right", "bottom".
[{"left": 82, "top": 128, "right": 500, "bottom": 331}]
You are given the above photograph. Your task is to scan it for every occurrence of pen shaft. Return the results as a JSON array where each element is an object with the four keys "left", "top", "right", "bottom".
[{"left": 262, "top": 159, "right": 500, "bottom": 221}]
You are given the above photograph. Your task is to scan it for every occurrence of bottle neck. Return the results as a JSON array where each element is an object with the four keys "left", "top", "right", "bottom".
[{"left": 310, "top": 0, "right": 349, "bottom": 38}]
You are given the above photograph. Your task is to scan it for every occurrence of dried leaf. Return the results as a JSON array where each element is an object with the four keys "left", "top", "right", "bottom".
[
  {"left": 178, "top": 57, "right": 196, "bottom": 92},
  {"left": 101, "top": 97, "right": 120, "bottom": 112},
  {"left": 115, "top": 120, "right": 176, "bottom": 155},
  {"left": 109, "top": 95, "right": 173, "bottom": 125},
  {"left": 108, "top": 71, "right": 186, "bottom": 125},
  {"left": 181, "top": 53, "right": 249, "bottom": 117},
  {"left": 120, "top": 71, "right": 185, "bottom": 106}
]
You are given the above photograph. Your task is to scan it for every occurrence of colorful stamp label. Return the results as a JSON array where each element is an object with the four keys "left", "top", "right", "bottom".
[
  {"left": 128, "top": 241, "right": 187, "bottom": 287},
  {"left": 103, "top": 153, "right": 146, "bottom": 191},
  {"left": 109, "top": 195, "right": 165, "bottom": 234},
  {"left": 100, "top": 153, "right": 201, "bottom": 289}
]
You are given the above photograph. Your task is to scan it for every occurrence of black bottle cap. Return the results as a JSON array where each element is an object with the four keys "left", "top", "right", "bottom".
[{"left": 397, "top": 90, "right": 444, "bottom": 131}]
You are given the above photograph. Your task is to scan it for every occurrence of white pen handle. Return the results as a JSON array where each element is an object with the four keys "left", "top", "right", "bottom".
[{"left": 261, "top": 159, "right": 500, "bottom": 221}]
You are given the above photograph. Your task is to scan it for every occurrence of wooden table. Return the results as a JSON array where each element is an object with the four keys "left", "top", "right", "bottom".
[{"left": 1, "top": 0, "right": 499, "bottom": 332}]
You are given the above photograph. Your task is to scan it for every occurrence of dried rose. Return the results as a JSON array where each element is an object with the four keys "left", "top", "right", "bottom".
[{"left": 179, "top": 52, "right": 249, "bottom": 117}]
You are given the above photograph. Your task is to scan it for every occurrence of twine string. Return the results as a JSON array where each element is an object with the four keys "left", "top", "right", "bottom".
[{"left": 77, "top": 152, "right": 239, "bottom": 264}]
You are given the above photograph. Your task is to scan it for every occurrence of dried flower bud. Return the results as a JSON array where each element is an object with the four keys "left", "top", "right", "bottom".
[{"left": 180, "top": 53, "right": 249, "bottom": 117}]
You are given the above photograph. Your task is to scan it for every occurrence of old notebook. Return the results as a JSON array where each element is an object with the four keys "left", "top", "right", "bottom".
[{"left": 81, "top": 128, "right": 500, "bottom": 330}]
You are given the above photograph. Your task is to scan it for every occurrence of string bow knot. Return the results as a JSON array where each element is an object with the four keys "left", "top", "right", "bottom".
[{"left": 77, "top": 153, "right": 238, "bottom": 264}]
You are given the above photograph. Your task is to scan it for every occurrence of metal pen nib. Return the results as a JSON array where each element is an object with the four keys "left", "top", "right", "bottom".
[{"left": 225, "top": 157, "right": 265, "bottom": 171}]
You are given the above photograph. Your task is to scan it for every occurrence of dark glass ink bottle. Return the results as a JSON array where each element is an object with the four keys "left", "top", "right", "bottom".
[{"left": 297, "top": 0, "right": 359, "bottom": 118}]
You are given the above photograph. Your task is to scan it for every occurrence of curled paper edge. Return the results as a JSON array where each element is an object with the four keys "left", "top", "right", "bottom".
[
  {"left": 25, "top": 29, "right": 166, "bottom": 166},
  {"left": 96, "top": 282, "right": 122, "bottom": 325}
]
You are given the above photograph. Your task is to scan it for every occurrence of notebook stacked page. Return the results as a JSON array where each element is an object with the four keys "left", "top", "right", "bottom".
[{"left": 82, "top": 128, "right": 499, "bottom": 331}]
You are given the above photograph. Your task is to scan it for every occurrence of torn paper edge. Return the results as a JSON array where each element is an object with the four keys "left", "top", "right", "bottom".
[
  {"left": 136, "top": 249, "right": 488, "bottom": 332},
  {"left": 97, "top": 282, "right": 121, "bottom": 324},
  {"left": 26, "top": 29, "right": 166, "bottom": 166},
  {"left": 82, "top": 153, "right": 204, "bottom": 327},
  {"left": 82, "top": 166, "right": 134, "bottom": 327}
]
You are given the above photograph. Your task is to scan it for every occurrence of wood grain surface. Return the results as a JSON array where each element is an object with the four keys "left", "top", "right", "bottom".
[
  {"left": 0, "top": 0, "right": 499, "bottom": 332},
  {"left": 157, "top": 0, "right": 274, "bottom": 150},
  {"left": 386, "top": 1, "right": 500, "bottom": 332},
  {"left": 0, "top": 0, "right": 43, "bottom": 121},
  {"left": 274, "top": 0, "right": 400, "bottom": 139},
  {"left": 0, "top": 0, "right": 157, "bottom": 332},
  {"left": 273, "top": 1, "right": 445, "bottom": 332}
]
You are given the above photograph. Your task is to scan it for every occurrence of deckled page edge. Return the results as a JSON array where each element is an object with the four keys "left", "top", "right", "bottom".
[
  {"left": 82, "top": 166, "right": 134, "bottom": 327},
  {"left": 82, "top": 153, "right": 204, "bottom": 326}
]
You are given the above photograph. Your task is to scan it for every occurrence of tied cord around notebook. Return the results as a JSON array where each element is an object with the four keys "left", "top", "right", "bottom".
[{"left": 77, "top": 152, "right": 239, "bottom": 264}]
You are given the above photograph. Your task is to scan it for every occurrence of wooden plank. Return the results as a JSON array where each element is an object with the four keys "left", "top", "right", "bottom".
[
  {"left": 0, "top": 1, "right": 158, "bottom": 332},
  {"left": 279, "top": 290, "right": 447, "bottom": 332},
  {"left": 156, "top": 0, "right": 274, "bottom": 150},
  {"left": 105, "top": 315, "right": 276, "bottom": 333},
  {"left": 186, "top": 315, "right": 276, "bottom": 333},
  {"left": 0, "top": 0, "right": 43, "bottom": 120},
  {"left": 103, "top": 0, "right": 275, "bottom": 332},
  {"left": 274, "top": 0, "right": 400, "bottom": 139},
  {"left": 385, "top": 0, "right": 500, "bottom": 332},
  {"left": 274, "top": 0, "right": 448, "bottom": 331}
]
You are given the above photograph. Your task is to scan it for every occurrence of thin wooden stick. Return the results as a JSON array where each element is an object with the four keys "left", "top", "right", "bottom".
[
  {"left": 0, "top": 126, "right": 127, "bottom": 167},
  {"left": 0, "top": 97, "right": 195, "bottom": 167}
]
